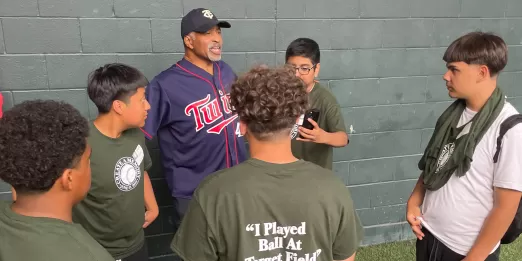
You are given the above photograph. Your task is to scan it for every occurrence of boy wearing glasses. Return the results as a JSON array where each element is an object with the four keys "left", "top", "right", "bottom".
[{"left": 285, "top": 38, "right": 348, "bottom": 170}]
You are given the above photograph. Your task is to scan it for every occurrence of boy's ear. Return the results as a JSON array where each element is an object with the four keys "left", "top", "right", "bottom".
[
  {"left": 59, "top": 169, "right": 74, "bottom": 192},
  {"left": 112, "top": 100, "right": 126, "bottom": 115},
  {"left": 477, "top": 64, "right": 490, "bottom": 82},
  {"left": 239, "top": 120, "right": 248, "bottom": 136},
  {"left": 314, "top": 63, "right": 321, "bottom": 78}
]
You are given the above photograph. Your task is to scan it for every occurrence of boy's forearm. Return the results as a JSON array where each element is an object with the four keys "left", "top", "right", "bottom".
[
  {"left": 325, "top": 131, "right": 348, "bottom": 147},
  {"left": 408, "top": 176, "right": 426, "bottom": 207},
  {"left": 465, "top": 188, "right": 521, "bottom": 261},
  {"left": 144, "top": 171, "right": 158, "bottom": 211}
]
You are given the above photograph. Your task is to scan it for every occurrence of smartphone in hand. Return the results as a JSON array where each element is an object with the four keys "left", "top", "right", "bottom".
[{"left": 299, "top": 109, "right": 320, "bottom": 138}]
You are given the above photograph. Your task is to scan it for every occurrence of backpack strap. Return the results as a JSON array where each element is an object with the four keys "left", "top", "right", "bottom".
[{"left": 493, "top": 114, "right": 522, "bottom": 163}]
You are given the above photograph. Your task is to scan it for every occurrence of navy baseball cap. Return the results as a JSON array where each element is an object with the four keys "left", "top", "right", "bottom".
[{"left": 181, "top": 8, "right": 231, "bottom": 38}]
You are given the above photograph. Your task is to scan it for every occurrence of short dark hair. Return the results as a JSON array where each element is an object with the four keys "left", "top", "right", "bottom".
[
  {"left": 0, "top": 100, "right": 89, "bottom": 194},
  {"left": 88, "top": 63, "right": 149, "bottom": 114},
  {"left": 443, "top": 31, "right": 508, "bottom": 76},
  {"left": 230, "top": 65, "right": 308, "bottom": 140},
  {"left": 285, "top": 38, "right": 320, "bottom": 65}
]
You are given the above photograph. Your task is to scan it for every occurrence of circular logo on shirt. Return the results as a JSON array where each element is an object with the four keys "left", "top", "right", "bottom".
[
  {"left": 436, "top": 142, "right": 455, "bottom": 173},
  {"left": 114, "top": 157, "right": 141, "bottom": 192}
]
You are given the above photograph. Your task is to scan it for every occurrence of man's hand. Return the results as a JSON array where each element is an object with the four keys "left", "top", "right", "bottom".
[
  {"left": 406, "top": 204, "right": 425, "bottom": 240},
  {"left": 143, "top": 208, "right": 159, "bottom": 228},
  {"left": 297, "top": 118, "right": 328, "bottom": 144}
]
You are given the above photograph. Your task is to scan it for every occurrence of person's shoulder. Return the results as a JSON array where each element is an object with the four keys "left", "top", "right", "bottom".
[
  {"left": 87, "top": 121, "right": 101, "bottom": 142},
  {"left": 2, "top": 221, "right": 113, "bottom": 261},
  {"left": 497, "top": 101, "right": 522, "bottom": 132},
  {"left": 124, "top": 127, "right": 147, "bottom": 140},
  {"left": 502, "top": 101, "right": 520, "bottom": 116},
  {"left": 303, "top": 161, "right": 349, "bottom": 188},
  {"left": 314, "top": 83, "right": 340, "bottom": 104},
  {"left": 494, "top": 102, "right": 522, "bottom": 125},
  {"left": 196, "top": 161, "right": 253, "bottom": 191},
  {"left": 193, "top": 160, "right": 348, "bottom": 196},
  {"left": 68, "top": 225, "right": 115, "bottom": 261},
  {"left": 148, "top": 62, "right": 185, "bottom": 87},
  {"left": 293, "top": 161, "right": 355, "bottom": 208},
  {"left": 0, "top": 201, "right": 10, "bottom": 221}
]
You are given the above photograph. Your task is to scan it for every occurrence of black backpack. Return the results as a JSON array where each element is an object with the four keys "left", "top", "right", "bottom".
[{"left": 493, "top": 114, "right": 522, "bottom": 244}]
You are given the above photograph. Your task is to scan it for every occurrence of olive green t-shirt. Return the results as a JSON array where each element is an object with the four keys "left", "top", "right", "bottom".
[
  {"left": 73, "top": 122, "right": 152, "bottom": 259},
  {"left": 171, "top": 158, "right": 364, "bottom": 261},
  {"left": 0, "top": 201, "right": 114, "bottom": 261},
  {"left": 291, "top": 83, "right": 347, "bottom": 170}
]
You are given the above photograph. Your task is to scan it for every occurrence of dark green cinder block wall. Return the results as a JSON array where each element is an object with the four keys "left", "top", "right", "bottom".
[{"left": 1, "top": 0, "right": 522, "bottom": 259}]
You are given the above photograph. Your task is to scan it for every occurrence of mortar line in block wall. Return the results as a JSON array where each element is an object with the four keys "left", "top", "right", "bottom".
[
  {"left": 347, "top": 179, "right": 418, "bottom": 188},
  {"left": 1, "top": 44, "right": 521, "bottom": 56},
  {"left": 334, "top": 153, "right": 423, "bottom": 163},
  {"left": 356, "top": 203, "right": 407, "bottom": 210},
  {"left": 3, "top": 16, "right": 522, "bottom": 20},
  {"left": 1, "top": 20, "right": 5, "bottom": 54},
  {"left": 363, "top": 221, "right": 409, "bottom": 229}
]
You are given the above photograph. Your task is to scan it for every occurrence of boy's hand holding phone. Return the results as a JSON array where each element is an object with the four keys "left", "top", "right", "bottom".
[
  {"left": 297, "top": 118, "right": 327, "bottom": 143},
  {"left": 297, "top": 109, "right": 328, "bottom": 144}
]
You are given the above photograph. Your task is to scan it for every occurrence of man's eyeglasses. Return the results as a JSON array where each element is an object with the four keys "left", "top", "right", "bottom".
[{"left": 289, "top": 64, "right": 317, "bottom": 75}]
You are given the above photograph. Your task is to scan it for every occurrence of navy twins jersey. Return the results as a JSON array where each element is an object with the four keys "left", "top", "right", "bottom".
[{"left": 142, "top": 58, "right": 248, "bottom": 199}]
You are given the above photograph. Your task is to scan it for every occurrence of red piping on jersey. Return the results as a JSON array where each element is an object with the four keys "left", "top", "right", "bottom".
[
  {"left": 141, "top": 128, "right": 153, "bottom": 139},
  {"left": 216, "top": 65, "right": 240, "bottom": 165},
  {"left": 176, "top": 62, "right": 231, "bottom": 168}
]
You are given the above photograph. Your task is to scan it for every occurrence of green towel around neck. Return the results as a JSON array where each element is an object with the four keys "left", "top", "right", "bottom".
[{"left": 418, "top": 87, "right": 505, "bottom": 191}]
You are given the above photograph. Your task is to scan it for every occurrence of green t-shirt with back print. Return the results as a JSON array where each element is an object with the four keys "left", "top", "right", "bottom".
[
  {"left": 291, "top": 83, "right": 347, "bottom": 170},
  {"left": 0, "top": 201, "right": 114, "bottom": 261},
  {"left": 72, "top": 122, "right": 152, "bottom": 260},
  {"left": 171, "top": 158, "right": 364, "bottom": 261}
]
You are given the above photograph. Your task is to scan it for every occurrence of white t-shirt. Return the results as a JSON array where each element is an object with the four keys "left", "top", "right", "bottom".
[{"left": 420, "top": 102, "right": 522, "bottom": 256}]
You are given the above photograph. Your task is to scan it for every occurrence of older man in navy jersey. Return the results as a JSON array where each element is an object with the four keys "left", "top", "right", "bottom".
[{"left": 142, "top": 8, "right": 248, "bottom": 225}]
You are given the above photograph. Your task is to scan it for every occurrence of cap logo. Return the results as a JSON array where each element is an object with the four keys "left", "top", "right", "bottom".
[{"left": 202, "top": 9, "right": 214, "bottom": 19}]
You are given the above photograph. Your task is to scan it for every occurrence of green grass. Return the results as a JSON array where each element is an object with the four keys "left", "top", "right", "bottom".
[{"left": 356, "top": 238, "right": 522, "bottom": 261}]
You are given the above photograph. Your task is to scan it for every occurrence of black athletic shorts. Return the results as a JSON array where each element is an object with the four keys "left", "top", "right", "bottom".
[{"left": 416, "top": 227, "right": 500, "bottom": 261}]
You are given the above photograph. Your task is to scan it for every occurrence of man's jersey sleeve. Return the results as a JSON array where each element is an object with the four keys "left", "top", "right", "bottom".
[{"left": 143, "top": 80, "right": 172, "bottom": 139}]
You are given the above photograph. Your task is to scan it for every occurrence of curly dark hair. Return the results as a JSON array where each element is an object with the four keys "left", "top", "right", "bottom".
[
  {"left": 0, "top": 100, "right": 89, "bottom": 194},
  {"left": 230, "top": 65, "right": 308, "bottom": 140}
]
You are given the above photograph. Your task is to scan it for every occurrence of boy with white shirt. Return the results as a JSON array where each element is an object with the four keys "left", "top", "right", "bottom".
[{"left": 406, "top": 32, "right": 522, "bottom": 261}]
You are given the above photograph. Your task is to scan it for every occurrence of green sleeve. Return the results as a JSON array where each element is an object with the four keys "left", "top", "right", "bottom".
[
  {"left": 332, "top": 189, "right": 364, "bottom": 260},
  {"left": 143, "top": 141, "right": 152, "bottom": 172},
  {"left": 170, "top": 198, "right": 218, "bottom": 261},
  {"left": 325, "top": 98, "right": 346, "bottom": 134}
]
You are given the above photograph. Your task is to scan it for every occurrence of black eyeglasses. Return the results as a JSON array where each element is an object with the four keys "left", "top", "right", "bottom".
[{"left": 289, "top": 64, "right": 317, "bottom": 75}]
